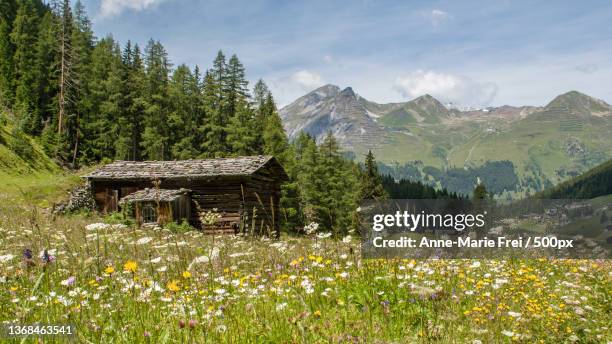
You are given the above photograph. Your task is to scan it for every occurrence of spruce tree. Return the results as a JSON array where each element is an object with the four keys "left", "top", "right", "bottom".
[
  {"left": 0, "top": 0, "right": 17, "bottom": 105},
  {"left": 168, "top": 64, "right": 199, "bottom": 159},
  {"left": 141, "top": 39, "right": 171, "bottom": 160},
  {"left": 225, "top": 54, "right": 248, "bottom": 117},
  {"left": 318, "top": 131, "right": 358, "bottom": 233},
  {"left": 201, "top": 52, "right": 231, "bottom": 157},
  {"left": 262, "top": 92, "right": 289, "bottom": 164},
  {"left": 295, "top": 132, "right": 321, "bottom": 225},
  {"left": 10, "top": 0, "right": 40, "bottom": 133},
  {"left": 227, "top": 99, "right": 256, "bottom": 156},
  {"left": 116, "top": 42, "right": 146, "bottom": 161},
  {"left": 67, "top": 0, "right": 93, "bottom": 165},
  {"left": 251, "top": 79, "right": 270, "bottom": 151},
  {"left": 360, "top": 150, "right": 386, "bottom": 200},
  {"left": 81, "top": 36, "right": 121, "bottom": 162},
  {"left": 32, "top": 11, "right": 57, "bottom": 135}
]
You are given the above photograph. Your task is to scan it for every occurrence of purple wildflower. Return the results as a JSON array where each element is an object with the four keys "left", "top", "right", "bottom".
[
  {"left": 23, "top": 249, "right": 33, "bottom": 259},
  {"left": 41, "top": 250, "right": 55, "bottom": 263}
]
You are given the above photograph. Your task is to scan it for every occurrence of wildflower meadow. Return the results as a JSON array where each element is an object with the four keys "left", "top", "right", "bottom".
[{"left": 0, "top": 196, "right": 610, "bottom": 343}]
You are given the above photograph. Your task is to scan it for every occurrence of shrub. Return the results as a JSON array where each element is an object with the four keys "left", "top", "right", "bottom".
[{"left": 164, "top": 219, "right": 195, "bottom": 233}]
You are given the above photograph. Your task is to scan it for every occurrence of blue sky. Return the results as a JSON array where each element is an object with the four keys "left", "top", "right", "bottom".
[{"left": 80, "top": 0, "right": 612, "bottom": 108}]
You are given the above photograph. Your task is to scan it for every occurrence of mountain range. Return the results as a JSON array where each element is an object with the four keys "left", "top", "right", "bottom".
[{"left": 280, "top": 85, "right": 612, "bottom": 197}]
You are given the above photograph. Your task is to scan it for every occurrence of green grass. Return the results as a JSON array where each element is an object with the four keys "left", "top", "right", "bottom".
[
  {"left": 0, "top": 119, "right": 58, "bottom": 175},
  {"left": 0, "top": 173, "right": 610, "bottom": 343}
]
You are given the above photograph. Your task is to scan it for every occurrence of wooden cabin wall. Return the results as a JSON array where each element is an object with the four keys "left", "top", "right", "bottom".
[
  {"left": 89, "top": 175, "right": 284, "bottom": 235},
  {"left": 157, "top": 203, "right": 172, "bottom": 225}
]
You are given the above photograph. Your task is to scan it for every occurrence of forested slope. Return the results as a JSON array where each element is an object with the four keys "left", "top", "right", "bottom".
[{"left": 538, "top": 159, "right": 612, "bottom": 199}]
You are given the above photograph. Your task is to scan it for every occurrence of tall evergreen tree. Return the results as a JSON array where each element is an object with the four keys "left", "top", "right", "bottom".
[
  {"left": 10, "top": 0, "right": 40, "bottom": 132},
  {"left": 360, "top": 150, "right": 386, "bottom": 200},
  {"left": 262, "top": 92, "right": 289, "bottom": 164},
  {"left": 67, "top": 0, "right": 93, "bottom": 166},
  {"left": 227, "top": 100, "right": 256, "bottom": 156},
  {"left": 251, "top": 79, "right": 270, "bottom": 151},
  {"left": 32, "top": 10, "right": 57, "bottom": 135},
  {"left": 168, "top": 64, "right": 199, "bottom": 159},
  {"left": 141, "top": 39, "right": 171, "bottom": 160},
  {"left": 80, "top": 36, "right": 121, "bottom": 162},
  {"left": 201, "top": 51, "right": 231, "bottom": 157},
  {"left": 318, "top": 131, "right": 358, "bottom": 233},
  {"left": 0, "top": 0, "right": 18, "bottom": 105},
  {"left": 225, "top": 54, "right": 248, "bottom": 117},
  {"left": 115, "top": 42, "right": 146, "bottom": 161}
]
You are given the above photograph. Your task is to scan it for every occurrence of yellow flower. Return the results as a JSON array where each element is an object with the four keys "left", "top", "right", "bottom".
[
  {"left": 123, "top": 260, "right": 138, "bottom": 273},
  {"left": 104, "top": 266, "right": 115, "bottom": 275},
  {"left": 182, "top": 271, "right": 192, "bottom": 279},
  {"left": 167, "top": 279, "right": 181, "bottom": 292},
  {"left": 313, "top": 310, "right": 321, "bottom": 318}
]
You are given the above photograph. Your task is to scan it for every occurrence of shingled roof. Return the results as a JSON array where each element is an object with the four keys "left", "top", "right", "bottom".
[
  {"left": 85, "top": 155, "right": 288, "bottom": 180},
  {"left": 119, "top": 188, "right": 191, "bottom": 203}
]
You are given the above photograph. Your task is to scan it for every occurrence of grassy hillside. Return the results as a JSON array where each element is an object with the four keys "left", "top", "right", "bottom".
[
  {"left": 0, "top": 113, "right": 79, "bottom": 206},
  {"left": 368, "top": 94, "right": 611, "bottom": 197},
  {"left": 538, "top": 158, "right": 612, "bottom": 199},
  {"left": 0, "top": 115, "right": 58, "bottom": 174}
]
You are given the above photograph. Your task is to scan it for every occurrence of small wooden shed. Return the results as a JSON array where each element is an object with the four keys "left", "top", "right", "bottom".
[
  {"left": 118, "top": 188, "right": 192, "bottom": 226},
  {"left": 84, "top": 155, "right": 289, "bottom": 235}
]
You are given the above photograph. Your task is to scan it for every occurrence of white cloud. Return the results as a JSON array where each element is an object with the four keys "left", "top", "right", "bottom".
[
  {"left": 99, "top": 0, "right": 165, "bottom": 18},
  {"left": 428, "top": 9, "right": 451, "bottom": 26},
  {"left": 268, "top": 70, "right": 326, "bottom": 107},
  {"left": 393, "top": 70, "right": 497, "bottom": 107},
  {"left": 291, "top": 70, "right": 325, "bottom": 90}
]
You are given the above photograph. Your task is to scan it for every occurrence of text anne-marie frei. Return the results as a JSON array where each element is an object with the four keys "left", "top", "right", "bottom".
[{"left": 370, "top": 210, "right": 574, "bottom": 250}]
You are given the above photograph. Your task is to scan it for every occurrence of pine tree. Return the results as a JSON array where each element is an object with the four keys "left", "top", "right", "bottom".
[
  {"left": 32, "top": 10, "right": 57, "bottom": 135},
  {"left": 227, "top": 100, "right": 256, "bottom": 156},
  {"left": 318, "top": 131, "right": 358, "bottom": 233},
  {"left": 10, "top": 0, "right": 40, "bottom": 133},
  {"left": 251, "top": 79, "right": 270, "bottom": 151},
  {"left": 55, "top": 0, "right": 73, "bottom": 137},
  {"left": 262, "top": 92, "right": 289, "bottom": 163},
  {"left": 201, "top": 51, "right": 231, "bottom": 157},
  {"left": 0, "top": 0, "right": 18, "bottom": 105},
  {"left": 80, "top": 36, "right": 121, "bottom": 162},
  {"left": 115, "top": 42, "right": 146, "bottom": 161},
  {"left": 168, "top": 64, "right": 199, "bottom": 159},
  {"left": 141, "top": 39, "right": 171, "bottom": 160},
  {"left": 360, "top": 150, "right": 386, "bottom": 200},
  {"left": 295, "top": 132, "right": 321, "bottom": 225},
  {"left": 67, "top": 0, "right": 93, "bottom": 165},
  {"left": 225, "top": 54, "right": 248, "bottom": 117}
]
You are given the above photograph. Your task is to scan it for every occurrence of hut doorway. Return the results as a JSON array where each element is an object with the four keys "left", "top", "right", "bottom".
[{"left": 141, "top": 203, "right": 157, "bottom": 224}]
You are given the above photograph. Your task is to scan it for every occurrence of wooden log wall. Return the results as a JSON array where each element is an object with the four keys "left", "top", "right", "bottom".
[{"left": 88, "top": 167, "right": 283, "bottom": 236}]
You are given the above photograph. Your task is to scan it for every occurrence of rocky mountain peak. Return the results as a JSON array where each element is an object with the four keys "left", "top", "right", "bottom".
[
  {"left": 313, "top": 84, "right": 341, "bottom": 98},
  {"left": 545, "top": 90, "right": 612, "bottom": 115},
  {"left": 339, "top": 87, "right": 356, "bottom": 98}
]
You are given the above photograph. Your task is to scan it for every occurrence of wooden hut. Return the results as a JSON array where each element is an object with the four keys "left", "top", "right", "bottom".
[
  {"left": 84, "top": 155, "right": 289, "bottom": 235},
  {"left": 118, "top": 188, "right": 192, "bottom": 226}
]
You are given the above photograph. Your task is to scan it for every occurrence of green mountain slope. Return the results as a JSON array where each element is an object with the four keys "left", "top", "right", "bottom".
[
  {"left": 281, "top": 87, "right": 612, "bottom": 197},
  {"left": 538, "top": 159, "right": 612, "bottom": 199}
]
